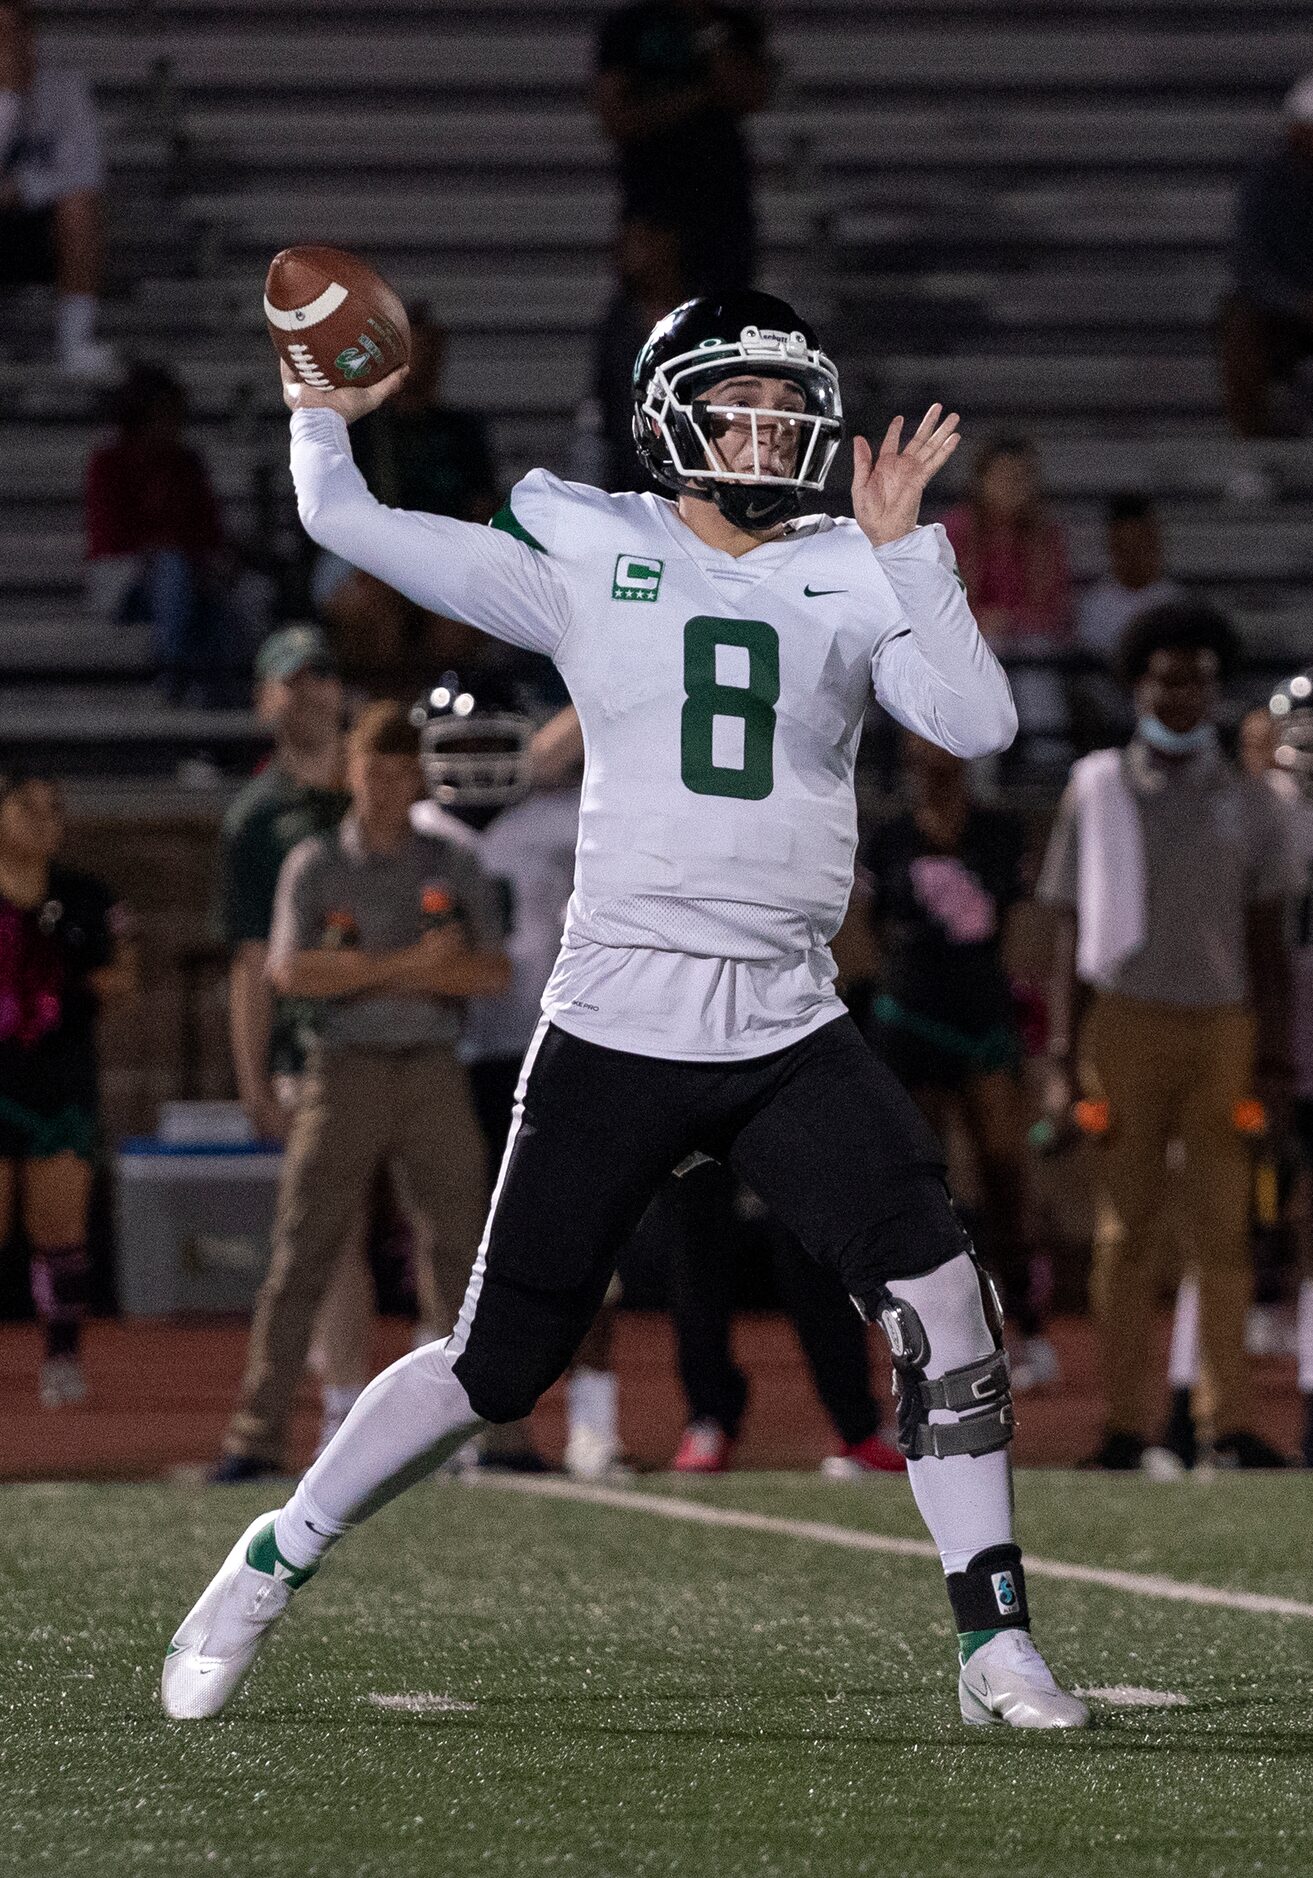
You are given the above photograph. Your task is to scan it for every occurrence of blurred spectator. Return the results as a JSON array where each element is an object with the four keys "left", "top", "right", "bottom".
[
  {"left": 0, "top": 0, "right": 116, "bottom": 380},
  {"left": 582, "top": 212, "right": 689, "bottom": 491},
  {"left": 1071, "top": 492, "right": 1181, "bottom": 754},
  {"left": 216, "top": 701, "right": 509, "bottom": 1479},
  {"left": 414, "top": 683, "right": 595, "bottom": 1475},
  {"left": 942, "top": 437, "right": 1073, "bottom": 647},
  {"left": 1219, "top": 74, "right": 1313, "bottom": 439},
  {"left": 1038, "top": 602, "right": 1292, "bottom": 1470},
  {"left": 666, "top": 1159, "right": 906, "bottom": 1476},
  {"left": 312, "top": 307, "right": 500, "bottom": 688},
  {"left": 214, "top": 625, "right": 381, "bottom": 1465},
  {"left": 1076, "top": 493, "right": 1183, "bottom": 663},
  {"left": 84, "top": 363, "right": 241, "bottom": 706},
  {"left": 0, "top": 769, "right": 135, "bottom": 1407},
  {"left": 592, "top": 0, "right": 773, "bottom": 295},
  {"left": 1156, "top": 697, "right": 1313, "bottom": 1472},
  {"left": 1265, "top": 681, "right": 1313, "bottom": 1466},
  {"left": 861, "top": 733, "right": 1055, "bottom": 1391},
  {"left": 218, "top": 627, "right": 348, "bottom": 1146},
  {"left": 943, "top": 436, "right": 1073, "bottom": 762}
]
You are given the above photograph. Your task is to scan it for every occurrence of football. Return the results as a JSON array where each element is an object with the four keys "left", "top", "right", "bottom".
[{"left": 263, "top": 245, "right": 410, "bottom": 391}]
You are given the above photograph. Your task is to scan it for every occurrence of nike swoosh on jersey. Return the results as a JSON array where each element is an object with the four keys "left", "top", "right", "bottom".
[{"left": 803, "top": 585, "right": 847, "bottom": 597}]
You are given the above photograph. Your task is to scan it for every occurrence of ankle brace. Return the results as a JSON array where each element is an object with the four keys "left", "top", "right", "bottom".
[{"left": 947, "top": 1543, "right": 1029, "bottom": 1635}]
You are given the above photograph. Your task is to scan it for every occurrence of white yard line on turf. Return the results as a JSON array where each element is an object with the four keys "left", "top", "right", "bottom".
[
  {"left": 473, "top": 1476, "right": 1313, "bottom": 1621},
  {"left": 367, "top": 1693, "right": 478, "bottom": 1713},
  {"left": 1074, "top": 1686, "right": 1189, "bottom": 1708}
]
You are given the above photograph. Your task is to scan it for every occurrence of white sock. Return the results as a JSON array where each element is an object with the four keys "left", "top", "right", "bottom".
[
  {"left": 887, "top": 1253, "right": 1015, "bottom": 1577},
  {"left": 1167, "top": 1276, "right": 1201, "bottom": 1391},
  {"left": 567, "top": 1367, "right": 618, "bottom": 1444},
  {"left": 274, "top": 1338, "right": 482, "bottom": 1570},
  {"left": 57, "top": 293, "right": 99, "bottom": 354},
  {"left": 1297, "top": 1279, "right": 1313, "bottom": 1395}
]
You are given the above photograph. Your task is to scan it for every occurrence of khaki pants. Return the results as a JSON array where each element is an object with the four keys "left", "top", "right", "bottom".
[
  {"left": 1083, "top": 996, "right": 1255, "bottom": 1442},
  {"left": 226, "top": 1044, "right": 488, "bottom": 1464}
]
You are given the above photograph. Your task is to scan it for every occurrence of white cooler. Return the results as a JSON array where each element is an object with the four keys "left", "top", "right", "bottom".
[{"left": 115, "top": 1138, "right": 284, "bottom": 1316}]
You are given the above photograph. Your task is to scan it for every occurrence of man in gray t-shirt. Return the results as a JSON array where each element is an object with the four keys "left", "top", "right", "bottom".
[
  {"left": 221, "top": 702, "right": 510, "bottom": 1472},
  {"left": 1038, "top": 601, "right": 1291, "bottom": 1471}
]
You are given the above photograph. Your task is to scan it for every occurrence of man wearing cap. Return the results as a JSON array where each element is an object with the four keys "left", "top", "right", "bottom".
[
  {"left": 1220, "top": 74, "right": 1313, "bottom": 437},
  {"left": 216, "top": 701, "right": 510, "bottom": 1478},
  {"left": 212, "top": 626, "right": 361, "bottom": 1479}
]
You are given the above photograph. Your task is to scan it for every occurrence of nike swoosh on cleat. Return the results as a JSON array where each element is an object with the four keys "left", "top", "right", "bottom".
[{"left": 803, "top": 585, "right": 846, "bottom": 597}]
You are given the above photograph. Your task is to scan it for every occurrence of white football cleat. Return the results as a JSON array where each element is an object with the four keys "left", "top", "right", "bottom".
[
  {"left": 161, "top": 1511, "right": 311, "bottom": 1720},
  {"left": 564, "top": 1423, "right": 631, "bottom": 1481},
  {"left": 959, "top": 1629, "right": 1090, "bottom": 1730}
]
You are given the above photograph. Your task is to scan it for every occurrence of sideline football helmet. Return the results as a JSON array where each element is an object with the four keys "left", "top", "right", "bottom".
[
  {"left": 1270, "top": 666, "right": 1313, "bottom": 798},
  {"left": 412, "top": 672, "right": 534, "bottom": 811},
  {"left": 631, "top": 290, "right": 843, "bottom": 532}
]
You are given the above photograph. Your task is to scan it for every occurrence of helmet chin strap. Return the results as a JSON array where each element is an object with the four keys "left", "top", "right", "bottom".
[{"left": 709, "top": 478, "right": 804, "bottom": 532}]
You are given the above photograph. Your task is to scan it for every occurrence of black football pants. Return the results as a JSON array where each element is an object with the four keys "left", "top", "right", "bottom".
[{"left": 450, "top": 1014, "right": 969, "bottom": 1424}]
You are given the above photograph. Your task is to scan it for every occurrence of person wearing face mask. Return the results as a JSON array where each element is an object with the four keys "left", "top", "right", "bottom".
[{"left": 1036, "top": 602, "right": 1293, "bottom": 1469}]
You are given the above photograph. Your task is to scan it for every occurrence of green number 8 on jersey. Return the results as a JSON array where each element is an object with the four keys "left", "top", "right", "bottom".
[{"left": 680, "top": 616, "right": 780, "bottom": 801}]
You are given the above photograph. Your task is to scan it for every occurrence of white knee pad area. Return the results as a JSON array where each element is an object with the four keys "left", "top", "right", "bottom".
[{"left": 885, "top": 1251, "right": 1000, "bottom": 1379}]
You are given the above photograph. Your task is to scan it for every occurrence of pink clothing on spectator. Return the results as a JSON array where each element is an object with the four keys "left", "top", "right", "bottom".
[{"left": 942, "top": 503, "right": 1073, "bottom": 643}]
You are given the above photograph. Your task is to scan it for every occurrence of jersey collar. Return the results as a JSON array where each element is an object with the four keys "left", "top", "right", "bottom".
[{"left": 647, "top": 492, "right": 820, "bottom": 587}]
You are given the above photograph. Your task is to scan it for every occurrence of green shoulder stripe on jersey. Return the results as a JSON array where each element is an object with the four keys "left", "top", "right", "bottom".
[{"left": 490, "top": 501, "right": 548, "bottom": 555}]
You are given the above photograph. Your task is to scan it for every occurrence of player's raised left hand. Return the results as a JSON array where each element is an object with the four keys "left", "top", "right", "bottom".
[
  {"left": 851, "top": 403, "right": 960, "bottom": 549},
  {"left": 280, "top": 358, "right": 408, "bottom": 424}
]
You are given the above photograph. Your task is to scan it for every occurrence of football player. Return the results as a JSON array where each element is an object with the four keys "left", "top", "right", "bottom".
[{"left": 163, "top": 290, "right": 1087, "bottom": 1730}]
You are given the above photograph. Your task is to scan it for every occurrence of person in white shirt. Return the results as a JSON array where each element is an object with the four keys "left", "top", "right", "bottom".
[
  {"left": 0, "top": 0, "right": 116, "bottom": 380},
  {"left": 163, "top": 288, "right": 1088, "bottom": 1732},
  {"left": 1076, "top": 493, "right": 1183, "bottom": 662},
  {"left": 1071, "top": 491, "right": 1182, "bottom": 754}
]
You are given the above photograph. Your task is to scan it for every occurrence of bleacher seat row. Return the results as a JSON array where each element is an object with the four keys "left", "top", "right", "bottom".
[{"left": 1, "top": 0, "right": 1310, "bottom": 776}]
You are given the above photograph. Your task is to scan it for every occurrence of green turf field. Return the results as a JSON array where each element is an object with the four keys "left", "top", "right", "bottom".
[{"left": 3, "top": 1471, "right": 1312, "bottom": 1878}]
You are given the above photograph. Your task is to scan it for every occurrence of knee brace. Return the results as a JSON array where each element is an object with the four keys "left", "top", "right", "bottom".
[{"left": 874, "top": 1254, "right": 1013, "bottom": 1462}]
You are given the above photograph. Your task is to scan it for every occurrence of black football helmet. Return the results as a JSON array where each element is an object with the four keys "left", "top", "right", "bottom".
[
  {"left": 411, "top": 671, "right": 535, "bottom": 812},
  {"left": 631, "top": 290, "right": 843, "bottom": 532},
  {"left": 1270, "top": 666, "right": 1313, "bottom": 798}
]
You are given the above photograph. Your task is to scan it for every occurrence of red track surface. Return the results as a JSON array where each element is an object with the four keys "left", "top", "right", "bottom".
[{"left": 0, "top": 1311, "right": 1303, "bottom": 1481}]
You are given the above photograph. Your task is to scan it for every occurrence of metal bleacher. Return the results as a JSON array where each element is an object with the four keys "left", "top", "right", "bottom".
[{"left": 2, "top": 0, "right": 1312, "bottom": 783}]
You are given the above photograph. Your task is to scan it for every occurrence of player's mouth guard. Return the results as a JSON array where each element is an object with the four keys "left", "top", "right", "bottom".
[{"left": 640, "top": 329, "right": 843, "bottom": 493}]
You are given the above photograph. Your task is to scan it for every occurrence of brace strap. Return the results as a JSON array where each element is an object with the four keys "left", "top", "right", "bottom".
[{"left": 894, "top": 1349, "right": 1014, "bottom": 1460}]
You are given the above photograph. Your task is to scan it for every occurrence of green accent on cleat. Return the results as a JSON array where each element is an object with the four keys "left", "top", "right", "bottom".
[
  {"left": 958, "top": 1626, "right": 1006, "bottom": 1664},
  {"left": 245, "top": 1521, "right": 318, "bottom": 1589}
]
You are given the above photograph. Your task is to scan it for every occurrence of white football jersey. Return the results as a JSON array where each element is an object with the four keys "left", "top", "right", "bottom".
[{"left": 292, "top": 411, "right": 1016, "bottom": 1060}]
